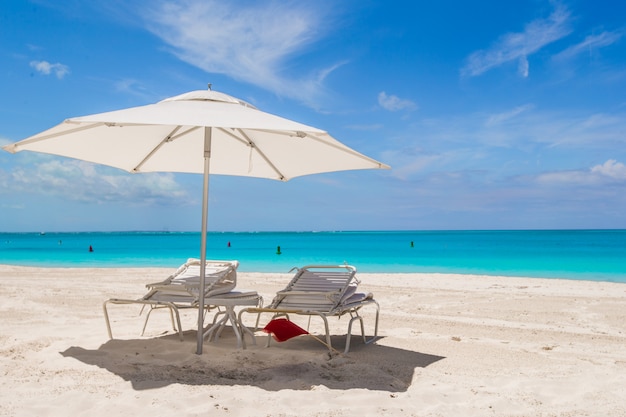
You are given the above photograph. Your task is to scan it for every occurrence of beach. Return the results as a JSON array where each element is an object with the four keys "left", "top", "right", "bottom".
[{"left": 1, "top": 265, "right": 625, "bottom": 417}]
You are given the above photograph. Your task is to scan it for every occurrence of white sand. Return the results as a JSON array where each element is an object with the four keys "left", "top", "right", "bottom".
[{"left": 1, "top": 265, "right": 625, "bottom": 417}]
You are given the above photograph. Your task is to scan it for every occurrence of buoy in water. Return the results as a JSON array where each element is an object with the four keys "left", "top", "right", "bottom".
[
  {"left": 276, "top": 245, "right": 282, "bottom": 255},
  {"left": 410, "top": 241, "right": 414, "bottom": 248},
  {"left": 89, "top": 245, "right": 94, "bottom": 252}
]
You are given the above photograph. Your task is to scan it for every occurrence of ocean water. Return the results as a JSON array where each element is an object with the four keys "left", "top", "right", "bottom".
[{"left": 1, "top": 230, "right": 625, "bottom": 283}]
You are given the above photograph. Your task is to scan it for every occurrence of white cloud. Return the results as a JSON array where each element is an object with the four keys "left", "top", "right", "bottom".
[
  {"left": 389, "top": 153, "right": 441, "bottom": 180},
  {"left": 485, "top": 104, "right": 534, "bottom": 127},
  {"left": 376, "top": 105, "right": 626, "bottom": 188},
  {"left": 0, "top": 202, "right": 24, "bottom": 210},
  {"left": 554, "top": 30, "right": 623, "bottom": 61},
  {"left": 345, "top": 124, "right": 384, "bottom": 131},
  {"left": 461, "top": 4, "right": 571, "bottom": 77},
  {"left": 378, "top": 92, "right": 417, "bottom": 112},
  {"left": 537, "top": 160, "right": 626, "bottom": 186},
  {"left": 590, "top": 159, "right": 626, "bottom": 180},
  {"left": 30, "top": 60, "right": 70, "bottom": 79},
  {"left": 140, "top": 0, "right": 337, "bottom": 107},
  {"left": 112, "top": 78, "right": 155, "bottom": 100},
  {"left": 536, "top": 170, "right": 594, "bottom": 185},
  {"left": 5, "top": 159, "right": 189, "bottom": 205},
  {"left": 518, "top": 55, "right": 529, "bottom": 78}
]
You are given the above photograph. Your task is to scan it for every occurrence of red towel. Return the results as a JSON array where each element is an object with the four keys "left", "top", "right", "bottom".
[{"left": 263, "top": 318, "right": 309, "bottom": 342}]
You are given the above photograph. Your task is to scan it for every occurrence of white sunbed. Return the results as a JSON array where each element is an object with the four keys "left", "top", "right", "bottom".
[
  {"left": 103, "top": 258, "right": 261, "bottom": 344},
  {"left": 239, "top": 264, "right": 380, "bottom": 354}
]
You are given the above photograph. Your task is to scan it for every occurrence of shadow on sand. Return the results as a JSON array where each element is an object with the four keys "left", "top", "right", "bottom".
[{"left": 61, "top": 330, "right": 444, "bottom": 392}]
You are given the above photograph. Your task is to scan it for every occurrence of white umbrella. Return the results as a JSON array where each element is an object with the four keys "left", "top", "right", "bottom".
[{"left": 3, "top": 87, "right": 390, "bottom": 353}]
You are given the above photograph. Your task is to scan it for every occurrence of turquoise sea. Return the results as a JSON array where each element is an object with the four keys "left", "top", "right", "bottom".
[{"left": 1, "top": 230, "right": 625, "bottom": 283}]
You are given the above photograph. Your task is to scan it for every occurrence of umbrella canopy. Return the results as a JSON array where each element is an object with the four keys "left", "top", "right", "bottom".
[
  {"left": 3, "top": 88, "right": 390, "bottom": 354},
  {"left": 4, "top": 89, "right": 387, "bottom": 180}
]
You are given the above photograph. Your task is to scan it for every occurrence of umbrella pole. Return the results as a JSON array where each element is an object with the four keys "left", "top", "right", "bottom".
[{"left": 196, "top": 127, "right": 212, "bottom": 355}]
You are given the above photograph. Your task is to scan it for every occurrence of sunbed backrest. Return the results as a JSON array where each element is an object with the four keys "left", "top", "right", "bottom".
[
  {"left": 145, "top": 258, "right": 238, "bottom": 303},
  {"left": 271, "top": 265, "right": 358, "bottom": 312}
]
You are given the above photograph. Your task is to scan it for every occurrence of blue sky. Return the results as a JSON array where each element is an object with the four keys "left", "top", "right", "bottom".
[{"left": 1, "top": 0, "right": 626, "bottom": 232}]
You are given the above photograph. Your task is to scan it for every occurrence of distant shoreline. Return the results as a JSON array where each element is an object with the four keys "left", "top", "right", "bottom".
[
  {"left": 3, "top": 230, "right": 625, "bottom": 282},
  {"left": 4, "top": 228, "right": 626, "bottom": 234}
]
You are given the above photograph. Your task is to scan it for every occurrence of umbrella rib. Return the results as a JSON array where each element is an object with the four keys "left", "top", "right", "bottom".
[
  {"left": 308, "top": 133, "right": 388, "bottom": 168},
  {"left": 4, "top": 121, "right": 106, "bottom": 152},
  {"left": 132, "top": 125, "right": 198, "bottom": 172},
  {"left": 262, "top": 129, "right": 389, "bottom": 169},
  {"left": 218, "top": 127, "right": 287, "bottom": 180}
]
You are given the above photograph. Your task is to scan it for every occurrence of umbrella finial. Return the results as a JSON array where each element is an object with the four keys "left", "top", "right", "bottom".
[{"left": 207, "top": 83, "right": 212, "bottom": 91}]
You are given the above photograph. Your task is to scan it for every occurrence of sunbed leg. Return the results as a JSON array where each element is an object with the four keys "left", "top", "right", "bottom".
[
  {"left": 361, "top": 301, "right": 380, "bottom": 348},
  {"left": 215, "top": 316, "right": 229, "bottom": 341},
  {"left": 373, "top": 303, "right": 380, "bottom": 338},
  {"left": 103, "top": 300, "right": 114, "bottom": 339},
  {"left": 345, "top": 315, "right": 364, "bottom": 354},
  {"left": 369, "top": 300, "right": 380, "bottom": 343},
  {"left": 226, "top": 307, "right": 245, "bottom": 348},
  {"left": 140, "top": 304, "right": 184, "bottom": 341},
  {"left": 239, "top": 324, "right": 257, "bottom": 348},
  {"left": 319, "top": 315, "right": 333, "bottom": 353},
  {"left": 359, "top": 314, "right": 367, "bottom": 343},
  {"left": 167, "top": 305, "right": 177, "bottom": 331},
  {"left": 344, "top": 301, "right": 381, "bottom": 353},
  {"left": 237, "top": 309, "right": 257, "bottom": 349},
  {"left": 141, "top": 309, "right": 153, "bottom": 336}
]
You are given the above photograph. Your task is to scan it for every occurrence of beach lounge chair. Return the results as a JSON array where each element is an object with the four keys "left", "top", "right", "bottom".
[
  {"left": 103, "top": 258, "right": 260, "bottom": 343},
  {"left": 239, "top": 264, "right": 379, "bottom": 354}
]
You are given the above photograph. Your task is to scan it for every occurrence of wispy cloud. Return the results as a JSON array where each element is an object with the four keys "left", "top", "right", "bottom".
[
  {"left": 554, "top": 30, "right": 623, "bottom": 61},
  {"left": 385, "top": 152, "right": 444, "bottom": 180},
  {"left": 2, "top": 158, "right": 189, "bottom": 205},
  {"left": 345, "top": 124, "right": 384, "bottom": 131},
  {"left": 461, "top": 4, "right": 572, "bottom": 77},
  {"left": 139, "top": 0, "right": 338, "bottom": 107},
  {"left": 537, "top": 159, "right": 626, "bottom": 186},
  {"left": 29, "top": 60, "right": 70, "bottom": 79},
  {"left": 485, "top": 104, "right": 534, "bottom": 127},
  {"left": 378, "top": 106, "right": 626, "bottom": 186},
  {"left": 378, "top": 92, "right": 417, "bottom": 111},
  {"left": 113, "top": 78, "right": 153, "bottom": 99},
  {"left": 518, "top": 55, "right": 529, "bottom": 78}
]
